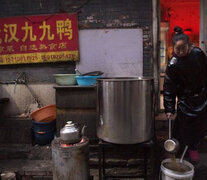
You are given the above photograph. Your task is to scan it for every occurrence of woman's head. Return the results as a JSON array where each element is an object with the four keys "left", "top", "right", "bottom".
[{"left": 172, "top": 26, "right": 190, "bottom": 57}]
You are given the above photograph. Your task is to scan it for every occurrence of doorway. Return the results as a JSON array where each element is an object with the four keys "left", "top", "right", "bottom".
[{"left": 159, "top": 0, "right": 200, "bottom": 109}]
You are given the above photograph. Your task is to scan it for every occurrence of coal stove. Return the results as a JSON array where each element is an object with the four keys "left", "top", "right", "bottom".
[{"left": 52, "top": 137, "right": 90, "bottom": 180}]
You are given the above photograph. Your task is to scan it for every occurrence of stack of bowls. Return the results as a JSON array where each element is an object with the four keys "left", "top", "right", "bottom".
[
  {"left": 31, "top": 104, "right": 56, "bottom": 145},
  {"left": 53, "top": 74, "right": 77, "bottom": 86},
  {"left": 30, "top": 104, "right": 56, "bottom": 123},
  {"left": 53, "top": 71, "right": 103, "bottom": 86},
  {"left": 75, "top": 75, "right": 102, "bottom": 86},
  {"left": 75, "top": 71, "right": 103, "bottom": 86}
]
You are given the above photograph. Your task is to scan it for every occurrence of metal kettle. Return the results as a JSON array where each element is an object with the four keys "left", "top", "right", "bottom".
[{"left": 60, "top": 121, "right": 86, "bottom": 144}]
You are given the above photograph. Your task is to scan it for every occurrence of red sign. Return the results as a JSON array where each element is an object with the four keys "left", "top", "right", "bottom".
[{"left": 0, "top": 13, "right": 79, "bottom": 65}]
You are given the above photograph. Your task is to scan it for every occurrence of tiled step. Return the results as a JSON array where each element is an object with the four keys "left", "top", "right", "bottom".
[
  {"left": 0, "top": 117, "right": 32, "bottom": 144},
  {"left": 0, "top": 144, "right": 51, "bottom": 160},
  {"left": 0, "top": 159, "right": 152, "bottom": 180},
  {"left": 0, "top": 160, "right": 52, "bottom": 179},
  {"left": 1, "top": 154, "right": 207, "bottom": 180},
  {"left": 0, "top": 142, "right": 155, "bottom": 161},
  {"left": 0, "top": 113, "right": 168, "bottom": 144}
]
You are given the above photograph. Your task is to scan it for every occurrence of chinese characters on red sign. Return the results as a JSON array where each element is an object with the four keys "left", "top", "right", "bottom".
[{"left": 0, "top": 13, "right": 79, "bottom": 65}]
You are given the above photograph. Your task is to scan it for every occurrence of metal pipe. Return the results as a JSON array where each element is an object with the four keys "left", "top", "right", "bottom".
[
  {"left": 24, "top": 84, "right": 43, "bottom": 108},
  {"left": 0, "top": 72, "right": 43, "bottom": 108}
]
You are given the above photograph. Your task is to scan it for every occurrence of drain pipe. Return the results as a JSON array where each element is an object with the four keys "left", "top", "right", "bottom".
[
  {"left": 24, "top": 83, "right": 43, "bottom": 108},
  {"left": 19, "top": 72, "right": 43, "bottom": 108},
  {"left": 0, "top": 72, "right": 43, "bottom": 108}
]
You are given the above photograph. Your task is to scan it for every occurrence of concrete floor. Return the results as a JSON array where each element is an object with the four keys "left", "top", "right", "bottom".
[
  {"left": 0, "top": 115, "right": 207, "bottom": 179},
  {"left": 193, "top": 153, "right": 207, "bottom": 180},
  {"left": 1, "top": 151, "right": 207, "bottom": 179}
]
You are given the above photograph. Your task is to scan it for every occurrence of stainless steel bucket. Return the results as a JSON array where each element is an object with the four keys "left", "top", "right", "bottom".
[{"left": 96, "top": 77, "right": 154, "bottom": 144}]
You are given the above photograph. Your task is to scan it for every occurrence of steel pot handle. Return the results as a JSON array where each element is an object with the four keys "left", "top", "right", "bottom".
[{"left": 81, "top": 125, "right": 87, "bottom": 136}]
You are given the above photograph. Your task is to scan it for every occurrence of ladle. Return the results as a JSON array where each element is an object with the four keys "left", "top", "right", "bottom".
[
  {"left": 75, "top": 69, "right": 103, "bottom": 76},
  {"left": 164, "top": 118, "right": 180, "bottom": 153},
  {"left": 180, "top": 145, "right": 188, "bottom": 163}
]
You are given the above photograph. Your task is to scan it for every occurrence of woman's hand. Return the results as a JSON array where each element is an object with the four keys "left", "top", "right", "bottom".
[{"left": 166, "top": 112, "right": 173, "bottom": 119}]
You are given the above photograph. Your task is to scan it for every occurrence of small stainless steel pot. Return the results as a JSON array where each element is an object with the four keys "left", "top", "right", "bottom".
[
  {"left": 164, "top": 138, "right": 179, "bottom": 153},
  {"left": 164, "top": 118, "right": 179, "bottom": 153},
  {"left": 60, "top": 121, "right": 86, "bottom": 144}
]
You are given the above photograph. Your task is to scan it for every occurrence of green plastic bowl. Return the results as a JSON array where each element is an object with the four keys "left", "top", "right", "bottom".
[{"left": 53, "top": 74, "right": 77, "bottom": 85}]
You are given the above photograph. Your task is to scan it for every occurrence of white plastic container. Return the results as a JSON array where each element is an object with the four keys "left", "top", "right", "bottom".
[{"left": 161, "top": 158, "right": 194, "bottom": 180}]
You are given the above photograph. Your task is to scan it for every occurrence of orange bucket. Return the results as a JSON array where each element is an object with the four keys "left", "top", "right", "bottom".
[{"left": 30, "top": 104, "right": 56, "bottom": 122}]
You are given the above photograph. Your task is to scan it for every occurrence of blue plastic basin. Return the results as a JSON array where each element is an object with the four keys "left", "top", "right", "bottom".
[
  {"left": 75, "top": 75, "right": 102, "bottom": 86},
  {"left": 33, "top": 129, "right": 55, "bottom": 145},
  {"left": 32, "top": 120, "right": 56, "bottom": 145},
  {"left": 32, "top": 120, "right": 56, "bottom": 132}
]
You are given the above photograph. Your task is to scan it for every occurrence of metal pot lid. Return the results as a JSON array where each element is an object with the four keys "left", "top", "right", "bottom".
[
  {"left": 65, "top": 121, "right": 74, "bottom": 127},
  {"left": 62, "top": 121, "right": 78, "bottom": 133}
]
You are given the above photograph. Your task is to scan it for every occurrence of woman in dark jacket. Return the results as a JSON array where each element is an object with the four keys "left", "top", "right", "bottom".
[{"left": 164, "top": 26, "right": 207, "bottom": 164}]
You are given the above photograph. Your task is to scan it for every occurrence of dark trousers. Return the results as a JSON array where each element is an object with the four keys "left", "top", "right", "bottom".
[{"left": 172, "top": 119, "right": 199, "bottom": 151}]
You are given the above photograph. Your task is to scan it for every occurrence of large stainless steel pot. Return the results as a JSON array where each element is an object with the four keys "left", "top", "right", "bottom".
[{"left": 96, "top": 77, "right": 154, "bottom": 144}]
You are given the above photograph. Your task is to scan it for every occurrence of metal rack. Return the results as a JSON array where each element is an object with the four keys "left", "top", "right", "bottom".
[{"left": 98, "top": 139, "right": 156, "bottom": 180}]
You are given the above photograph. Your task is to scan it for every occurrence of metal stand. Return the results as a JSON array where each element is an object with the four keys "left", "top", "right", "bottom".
[{"left": 98, "top": 138, "right": 156, "bottom": 180}]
